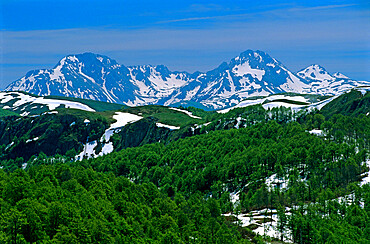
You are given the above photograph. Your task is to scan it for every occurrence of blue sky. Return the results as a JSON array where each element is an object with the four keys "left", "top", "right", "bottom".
[{"left": 0, "top": 0, "right": 369, "bottom": 89}]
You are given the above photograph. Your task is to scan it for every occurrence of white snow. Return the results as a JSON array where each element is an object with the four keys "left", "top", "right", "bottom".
[
  {"left": 156, "top": 123, "right": 180, "bottom": 130},
  {"left": 357, "top": 88, "right": 369, "bottom": 95},
  {"left": 0, "top": 92, "right": 95, "bottom": 113},
  {"left": 309, "top": 129, "right": 323, "bottom": 136},
  {"left": 26, "top": 137, "right": 39, "bottom": 143},
  {"left": 223, "top": 208, "right": 292, "bottom": 242},
  {"left": 76, "top": 112, "right": 143, "bottom": 160},
  {"left": 360, "top": 159, "right": 370, "bottom": 186},
  {"left": 110, "top": 112, "right": 143, "bottom": 129},
  {"left": 218, "top": 94, "right": 309, "bottom": 113},
  {"left": 230, "top": 192, "right": 240, "bottom": 204},
  {"left": 265, "top": 173, "right": 288, "bottom": 191},
  {"left": 79, "top": 65, "right": 96, "bottom": 84},
  {"left": 169, "top": 107, "right": 201, "bottom": 119},
  {"left": 280, "top": 71, "right": 309, "bottom": 93},
  {"left": 262, "top": 102, "right": 303, "bottom": 110},
  {"left": 20, "top": 111, "right": 30, "bottom": 116},
  {"left": 43, "top": 111, "right": 58, "bottom": 115},
  {"left": 5, "top": 142, "right": 14, "bottom": 150},
  {"left": 232, "top": 61, "right": 265, "bottom": 81},
  {"left": 49, "top": 57, "right": 65, "bottom": 81},
  {"left": 333, "top": 72, "right": 349, "bottom": 79},
  {"left": 297, "top": 65, "right": 334, "bottom": 81},
  {"left": 127, "top": 66, "right": 190, "bottom": 104}
]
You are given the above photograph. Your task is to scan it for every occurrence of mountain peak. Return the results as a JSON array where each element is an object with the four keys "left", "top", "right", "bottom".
[
  {"left": 297, "top": 64, "right": 333, "bottom": 81},
  {"left": 5, "top": 50, "right": 369, "bottom": 110},
  {"left": 333, "top": 72, "right": 349, "bottom": 79}
]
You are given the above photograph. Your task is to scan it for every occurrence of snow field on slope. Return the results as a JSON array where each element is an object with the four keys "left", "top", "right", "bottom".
[
  {"left": 156, "top": 123, "right": 180, "bottom": 130},
  {"left": 76, "top": 112, "right": 143, "bottom": 160},
  {"left": 360, "top": 159, "right": 370, "bottom": 186},
  {"left": 110, "top": 112, "right": 143, "bottom": 129},
  {"left": 169, "top": 107, "right": 201, "bottom": 119},
  {"left": 223, "top": 208, "right": 292, "bottom": 242},
  {"left": 297, "top": 65, "right": 334, "bottom": 81},
  {"left": 308, "top": 129, "right": 323, "bottom": 136},
  {"left": 262, "top": 102, "right": 304, "bottom": 110},
  {"left": 218, "top": 94, "right": 309, "bottom": 113},
  {"left": 232, "top": 61, "right": 265, "bottom": 81},
  {"left": 0, "top": 92, "right": 95, "bottom": 113}
]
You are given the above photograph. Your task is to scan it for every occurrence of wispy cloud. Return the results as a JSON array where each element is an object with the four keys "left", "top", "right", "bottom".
[
  {"left": 289, "top": 4, "right": 358, "bottom": 12},
  {"left": 157, "top": 3, "right": 359, "bottom": 25},
  {"left": 157, "top": 16, "right": 215, "bottom": 24},
  {"left": 1, "top": 2, "right": 369, "bottom": 88}
]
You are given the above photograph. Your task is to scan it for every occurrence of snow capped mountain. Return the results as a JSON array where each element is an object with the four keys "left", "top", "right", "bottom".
[
  {"left": 297, "top": 64, "right": 334, "bottom": 81},
  {"left": 297, "top": 64, "right": 369, "bottom": 96},
  {"left": 332, "top": 72, "right": 349, "bottom": 79},
  {"left": 5, "top": 51, "right": 369, "bottom": 109},
  {"left": 186, "top": 50, "right": 311, "bottom": 108}
]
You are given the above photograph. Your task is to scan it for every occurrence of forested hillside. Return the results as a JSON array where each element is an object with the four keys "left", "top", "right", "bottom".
[{"left": 0, "top": 89, "right": 369, "bottom": 243}]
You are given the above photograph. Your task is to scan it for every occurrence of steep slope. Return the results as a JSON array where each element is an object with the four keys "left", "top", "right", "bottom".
[
  {"left": 319, "top": 88, "right": 370, "bottom": 118},
  {"left": 5, "top": 53, "right": 138, "bottom": 104},
  {"left": 5, "top": 50, "right": 369, "bottom": 109},
  {"left": 164, "top": 50, "right": 311, "bottom": 109},
  {"left": 5, "top": 53, "right": 193, "bottom": 107}
]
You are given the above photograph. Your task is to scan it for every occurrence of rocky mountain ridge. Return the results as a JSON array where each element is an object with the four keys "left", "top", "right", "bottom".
[{"left": 5, "top": 50, "right": 369, "bottom": 109}]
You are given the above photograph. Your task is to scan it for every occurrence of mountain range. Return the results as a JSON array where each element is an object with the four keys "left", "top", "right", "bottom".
[{"left": 5, "top": 50, "right": 369, "bottom": 109}]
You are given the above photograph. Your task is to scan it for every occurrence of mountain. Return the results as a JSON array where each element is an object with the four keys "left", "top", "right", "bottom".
[
  {"left": 5, "top": 50, "right": 370, "bottom": 109},
  {"left": 297, "top": 64, "right": 368, "bottom": 95}
]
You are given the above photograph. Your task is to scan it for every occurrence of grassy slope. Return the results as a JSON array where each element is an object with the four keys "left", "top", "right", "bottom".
[
  {"left": 45, "top": 95, "right": 126, "bottom": 112},
  {"left": 121, "top": 105, "right": 203, "bottom": 127}
]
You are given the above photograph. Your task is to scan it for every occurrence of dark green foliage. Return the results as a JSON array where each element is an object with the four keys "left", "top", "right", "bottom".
[
  {"left": 321, "top": 89, "right": 370, "bottom": 118},
  {"left": 84, "top": 116, "right": 369, "bottom": 206},
  {"left": 0, "top": 90, "right": 369, "bottom": 243},
  {"left": 113, "top": 117, "right": 172, "bottom": 151},
  {"left": 288, "top": 185, "right": 370, "bottom": 243},
  {"left": 0, "top": 165, "right": 246, "bottom": 243},
  {"left": 0, "top": 108, "right": 19, "bottom": 117},
  {"left": 0, "top": 109, "right": 108, "bottom": 161}
]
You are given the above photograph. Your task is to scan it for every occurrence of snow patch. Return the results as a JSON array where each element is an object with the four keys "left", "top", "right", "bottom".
[
  {"left": 76, "top": 112, "right": 143, "bottom": 160},
  {"left": 156, "top": 123, "right": 180, "bottom": 130},
  {"left": 232, "top": 62, "right": 265, "bottom": 81},
  {"left": 309, "top": 129, "right": 323, "bottom": 136},
  {"left": 26, "top": 137, "right": 39, "bottom": 143},
  {"left": 360, "top": 159, "right": 370, "bottom": 186},
  {"left": 169, "top": 107, "right": 201, "bottom": 119},
  {"left": 0, "top": 92, "right": 95, "bottom": 112}
]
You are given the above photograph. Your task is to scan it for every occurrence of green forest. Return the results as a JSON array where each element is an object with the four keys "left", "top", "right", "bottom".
[{"left": 0, "top": 89, "right": 369, "bottom": 243}]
